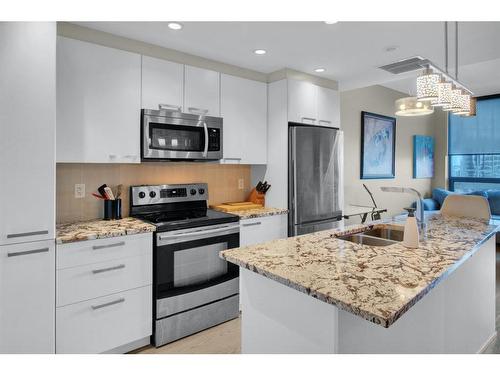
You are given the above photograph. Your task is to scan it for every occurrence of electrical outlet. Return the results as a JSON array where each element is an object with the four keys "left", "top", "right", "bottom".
[
  {"left": 238, "top": 178, "right": 244, "bottom": 190},
  {"left": 74, "top": 184, "right": 85, "bottom": 199}
]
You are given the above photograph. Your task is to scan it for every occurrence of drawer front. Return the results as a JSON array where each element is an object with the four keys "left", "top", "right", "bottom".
[
  {"left": 57, "top": 233, "right": 152, "bottom": 269},
  {"left": 56, "top": 286, "right": 152, "bottom": 354},
  {"left": 155, "top": 294, "right": 239, "bottom": 347},
  {"left": 57, "top": 253, "right": 152, "bottom": 307},
  {"left": 240, "top": 215, "right": 287, "bottom": 247}
]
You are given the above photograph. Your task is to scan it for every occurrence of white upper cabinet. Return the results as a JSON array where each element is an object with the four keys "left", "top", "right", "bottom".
[
  {"left": 287, "top": 79, "right": 318, "bottom": 124},
  {"left": 317, "top": 86, "right": 340, "bottom": 128},
  {"left": 141, "top": 55, "right": 184, "bottom": 111},
  {"left": 184, "top": 65, "right": 220, "bottom": 117},
  {"left": 57, "top": 37, "right": 141, "bottom": 163},
  {"left": 220, "top": 74, "right": 267, "bottom": 164},
  {"left": 0, "top": 22, "right": 55, "bottom": 245},
  {"left": 287, "top": 79, "right": 340, "bottom": 128}
]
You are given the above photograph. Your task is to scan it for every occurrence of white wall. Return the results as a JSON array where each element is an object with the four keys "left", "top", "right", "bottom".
[{"left": 341, "top": 85, "right": 445, "bottom": 220}]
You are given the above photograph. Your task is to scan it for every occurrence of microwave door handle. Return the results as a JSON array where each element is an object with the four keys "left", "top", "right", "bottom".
[{"left": 203, "top": 121, "right": 208, "bottom": 157}]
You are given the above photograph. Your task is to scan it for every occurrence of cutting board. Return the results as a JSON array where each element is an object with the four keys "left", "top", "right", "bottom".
[{"left": 211, "top": 202, "right": 263, "bottom": 212}]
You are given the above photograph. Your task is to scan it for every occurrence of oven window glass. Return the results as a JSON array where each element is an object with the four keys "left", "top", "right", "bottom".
[
  {"left": 173, "top": 243, "right": 228, "bottom": 288},
  {"left": 150, "top": 123, "right": 204, "bottom": 152}
]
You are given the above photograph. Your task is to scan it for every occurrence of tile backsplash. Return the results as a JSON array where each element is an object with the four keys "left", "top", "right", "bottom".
[{"left": 57, "top": 163, "right": 252, "bottom": 224}]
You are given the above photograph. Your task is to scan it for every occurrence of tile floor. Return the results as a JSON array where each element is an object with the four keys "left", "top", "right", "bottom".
[{"left": 134, "top": 251, "right": 500, "bottom": 354}]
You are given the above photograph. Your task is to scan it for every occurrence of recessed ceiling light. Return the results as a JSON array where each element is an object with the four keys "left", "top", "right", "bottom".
[
  {"left": 324, "top": 21, "right": 338, "bottom": 25},
  {"left": 254, "top": 49, "right": 267, "bottom": 55},
  {"left": 168, "top": 22, "right": 183, "bottom": 30},
  {"left": 314, "top": 68, "right": 326, "bottom": 73}
]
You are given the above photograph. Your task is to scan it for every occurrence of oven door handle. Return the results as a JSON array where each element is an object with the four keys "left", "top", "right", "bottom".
[
  {"left": 158, "top": 224, "right": 239, "bottom": 242},
  {"left": 202, "top": 121, "right": 209, "bottom": 158}
]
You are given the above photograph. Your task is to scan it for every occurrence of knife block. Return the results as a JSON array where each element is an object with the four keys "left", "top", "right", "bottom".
[{"left": 247, "top": 188, "right": 265, "bottom": 206}]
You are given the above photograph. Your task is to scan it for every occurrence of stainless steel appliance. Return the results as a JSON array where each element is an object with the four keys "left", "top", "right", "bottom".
[
  {"left": 141, "top": 108, "right": 223, "bottom": 161},
  {"left": 288, "top": 123, "right": 343, "bottom": 236},
  {"left": 130, "top": 183, "right": 239, "bottom": 347}
]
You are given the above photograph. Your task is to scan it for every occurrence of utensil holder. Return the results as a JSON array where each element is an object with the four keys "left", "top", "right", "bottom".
[
  {"left": 103, "top": 199, "right": 122, "bottom": 220},
  {"left": 247, "top": 188, "right": 265, "bottom": 206}
]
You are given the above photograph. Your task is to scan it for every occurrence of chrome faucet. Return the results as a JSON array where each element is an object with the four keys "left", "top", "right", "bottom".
[{"left": 380, "top": 187, "right": 426, "bottom": 230}]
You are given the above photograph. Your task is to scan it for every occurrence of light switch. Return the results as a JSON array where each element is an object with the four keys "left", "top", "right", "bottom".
[{"left": 238, "top": 178, "right": 244, "bottom": 190}]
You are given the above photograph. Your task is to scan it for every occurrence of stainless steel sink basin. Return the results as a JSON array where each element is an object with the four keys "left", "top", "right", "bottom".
[
  {"left": 336, "top": 226, "right": 404, "bottom": 247},
  {"left": 362, "top": 227, "right": 404, "bottom": 241}
]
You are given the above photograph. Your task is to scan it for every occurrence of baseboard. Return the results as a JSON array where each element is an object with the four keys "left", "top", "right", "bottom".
[
  {"left": 478, "top": 331, "right": 497, "bottom": 353},
  {"left": 103, "top": 336, "right": 151, "bottom": 354}
]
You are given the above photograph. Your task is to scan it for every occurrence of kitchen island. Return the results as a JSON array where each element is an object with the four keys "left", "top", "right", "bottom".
[{"left": 220, "top": 214, "right": 498, "bottom": 353}]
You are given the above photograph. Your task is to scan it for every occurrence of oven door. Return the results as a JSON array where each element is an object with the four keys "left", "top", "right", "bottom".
[
  {"left": 142, "top": 110, "right": 222, "bottom": 161},
  {"left": 154, "top": 223, "right": 239, "bottom": 319}
]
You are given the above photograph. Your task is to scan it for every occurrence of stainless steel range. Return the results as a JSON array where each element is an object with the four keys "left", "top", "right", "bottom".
[{"left": 130, "top": 183, "right": 240, "bottom": 347}]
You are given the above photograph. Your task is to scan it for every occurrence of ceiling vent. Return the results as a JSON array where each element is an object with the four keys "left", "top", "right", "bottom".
[{"left": 378, "top": 56, "right": 429, "bottom": 75}]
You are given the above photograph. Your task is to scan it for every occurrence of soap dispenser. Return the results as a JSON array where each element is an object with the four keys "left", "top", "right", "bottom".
[{"left": 402, "top": 207, "right": 419, "bottom": 248}]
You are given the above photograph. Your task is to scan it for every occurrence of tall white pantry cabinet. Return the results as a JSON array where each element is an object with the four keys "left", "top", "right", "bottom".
[{"left": 0, "top": 22, "right": 56, "bottom": 353}]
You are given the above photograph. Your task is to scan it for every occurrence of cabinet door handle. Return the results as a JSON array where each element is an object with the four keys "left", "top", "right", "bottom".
[
  {"left": 242, "top": 221, "right": 262, "bottom": 227},
  {"left": 92, "top": 241, "right": 125, "bottom": 250},
  {"left": 158, "top": 103, "right": 181, "bottom": 112},
  {"left": 319, "top": 119, "right": 332, "bottom": 125},
  {"left": 223, "top": 158, "right": 242, "bottom": 160},
  {"left": 301, "top": 117, "right": 317, "bottom": 123},
  {"left": 92, "top": 264, "right": 126, "bottom": 274},
  {"left": 7, "top": 247, "right": 49, "bottom": 257},
  {"left": 188, "top": 107, "right": 208, "bottom": 115},
  {"left": 91, "top": 298, "right": 125, "bottom": 310},
  {"left": 6, "top": 230, "right": 48, "bottom": 239},
  {"left": 202, "top": 121, "right": 209, "bottom": 157}
]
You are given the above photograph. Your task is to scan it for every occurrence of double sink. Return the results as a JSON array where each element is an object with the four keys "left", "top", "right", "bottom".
[{"left": 336, "top": 225, "right": 404, "bottom": 247}]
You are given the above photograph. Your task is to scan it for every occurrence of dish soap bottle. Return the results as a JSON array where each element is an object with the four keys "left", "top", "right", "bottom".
[{"left": 402, "top": 207, "right": 419, "bottom": 248}]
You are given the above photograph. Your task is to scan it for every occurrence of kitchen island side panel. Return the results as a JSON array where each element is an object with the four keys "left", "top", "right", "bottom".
[{"left": 240, "top": 268, "right": 338, "bottom": 354}]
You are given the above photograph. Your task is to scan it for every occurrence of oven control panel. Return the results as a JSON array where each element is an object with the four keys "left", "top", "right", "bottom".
[{"left": 131, "top": 183, "right": 208, "bottom": 206}]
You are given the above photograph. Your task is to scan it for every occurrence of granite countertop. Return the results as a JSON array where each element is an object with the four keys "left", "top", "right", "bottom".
[
  {"left": 56, "top": 217, "right": 156, "bottom": 244},
  {"left": 220, "top": 214, "right": 499, "bottom": 328},
  {"left": 213, "top": 207, "right": 288, "bottom": 220}
]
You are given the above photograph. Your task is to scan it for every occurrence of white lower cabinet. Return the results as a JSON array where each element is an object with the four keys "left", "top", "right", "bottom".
[
  {"left": 56, "top": 286, "right": 151, "bottom": 354},
  {"left": 56, "top": 233, "right": 153, "bottom": 353},
  {"left": 239, "top": 214, "right": 287, "bottom": 247},
  {"left": 0, "top": 240, "right": 55, "bottom": 354}
]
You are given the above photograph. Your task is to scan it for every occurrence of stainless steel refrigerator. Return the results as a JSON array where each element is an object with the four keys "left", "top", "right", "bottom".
[{"left": 288, "top": 123, "right": 343, "bottom": 237}]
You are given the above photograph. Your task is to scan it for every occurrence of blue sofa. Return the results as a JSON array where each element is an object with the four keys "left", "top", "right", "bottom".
[
  {"left": 415, "top": 188, "right": 500, "bottom": 243},
  {"left": 418, "top": 188, "right": 500, "bottom": 220}
]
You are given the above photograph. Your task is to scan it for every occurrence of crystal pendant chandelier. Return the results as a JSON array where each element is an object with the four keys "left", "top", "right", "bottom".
[
  {"left": 392, "top": 22, "right": 476, "bottom": 117},
  {"left": 395, "top": 97, "right": 434, "bottom": 116},
  {"left": 461, "top": 97, "right": 477, "bottom": 117},
  {"left": 454, "top": 91, "right": 472, "bottom": 115},
  {"left": 432, "top": 80, "right": 452, "bottom": 108},
  {"left": 416, "top": 69, "right": 440, "bottom": 101}
]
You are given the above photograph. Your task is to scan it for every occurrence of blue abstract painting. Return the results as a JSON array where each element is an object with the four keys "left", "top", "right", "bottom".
[
  {"left": 361, "top": 112, "right": 396, "bottom": 179},
  {"left": 413, "top": 135, "right": 434, "bottom": 178}
]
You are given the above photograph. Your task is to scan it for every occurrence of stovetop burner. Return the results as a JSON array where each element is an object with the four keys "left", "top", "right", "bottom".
[{"left": 129, "top": 183, "right": 239, "bottom": 232}]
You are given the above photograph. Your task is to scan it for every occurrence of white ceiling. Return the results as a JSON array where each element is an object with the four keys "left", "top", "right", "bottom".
[{"left": 76, "top": 21, "right": 500, "bottom": 96}]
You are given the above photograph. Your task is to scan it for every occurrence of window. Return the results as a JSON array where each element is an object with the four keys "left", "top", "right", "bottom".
[{"left": 449, "top": 95, "right": 500, "bottom": 192}]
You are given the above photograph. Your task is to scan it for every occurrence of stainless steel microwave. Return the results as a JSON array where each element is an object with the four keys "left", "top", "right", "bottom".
[{"left": 141, "top": 109, "right": 223, "bottom": 161}]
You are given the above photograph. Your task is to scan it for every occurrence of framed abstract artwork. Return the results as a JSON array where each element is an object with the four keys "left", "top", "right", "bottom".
[
  {"left": 413, "top": 135, "right": 435, "bottom": 178},
  {"left": 360, "top": 111, "right": 396, "bottom": 179}
]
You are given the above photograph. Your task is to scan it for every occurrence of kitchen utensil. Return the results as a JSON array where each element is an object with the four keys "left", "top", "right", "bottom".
[
  {"left": 116, "top": 184, "right": 123, "bottom": 199},
  {"left": 92, "top": 193, "right": 105, "bottom": 200},
  {"left": 256, "top": 181, "right": 263, "bottom": 192},
  {"left": 97, "top": 184, "right": 108, "bottom": 199},
  {"left": 262, "top": 184, "right": 271, "bottom": 193},
  {"left": 247, "top": 188, "right": 266, "bottom": 206},
  {"left": 104, "top": 186, "right": 115, "bottom": 200}
]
